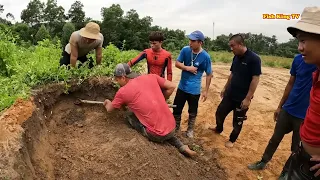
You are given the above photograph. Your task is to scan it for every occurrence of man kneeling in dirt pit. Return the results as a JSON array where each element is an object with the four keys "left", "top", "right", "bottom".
[{"left": 103, "top": 63, "right": 197, "bottom": 157}]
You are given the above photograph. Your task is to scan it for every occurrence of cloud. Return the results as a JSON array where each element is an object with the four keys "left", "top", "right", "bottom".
[{"left": 1, "top": 0, "right": 319, "bottom": 42}]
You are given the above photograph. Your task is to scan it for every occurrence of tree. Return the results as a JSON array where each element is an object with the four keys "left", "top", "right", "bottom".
[
  {"left": 21, "top": 0, "right": 45, "bottom": 26},
  {"left": 61, "top": 22, "right": 75, "bottom": 48},
  {"left": 35, "top": 25, "right": 51, "bottom": 42},
  {"left": 67, "top": 1, "right": 85, "bottom": 29},
  {"left": 100, "top": 4, "right": 124, "bottom": 48}
]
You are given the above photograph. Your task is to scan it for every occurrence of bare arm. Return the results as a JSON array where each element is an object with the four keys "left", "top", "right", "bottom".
[
  {"left": 245, "top": 76, "right": 260, "bottom": 100},
  {"left": 224, "top": 73, "right": 233, "bottom": 91},
  {"left": 70, "top": 43, "right": 78, "bottom": 67},
  {"left": 277, "top": 76, "right": 296, "bottom": 109},
  {"left": 205, "top": 73, "right": 213, "bottom": 92},
  {"left": 95, "top": 47, "right": 102, "bottom": 65},
  {"left": 175, "top": 61, "right": 189, "bottom": 71},
  {"left": 162, "top": 80, "right": 176, "bottom": 99},
  {"left": 104, "top": 99, "right": 114, "bottom": 112}
]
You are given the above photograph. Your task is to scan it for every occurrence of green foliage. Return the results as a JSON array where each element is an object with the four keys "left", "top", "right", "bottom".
[
  {"left": 35, "top": 25, "right": 51, "bottom": 42},
  {"left": 0, "top": 29, "right": 142, "bottom": 111},
  {"left": 62, "top": 22, "right": 75, "bottom": 47}
]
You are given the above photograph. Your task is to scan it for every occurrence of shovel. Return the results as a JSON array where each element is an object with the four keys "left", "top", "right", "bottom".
[{"left": 75, "top": 99, "right": 177, "bottom": 108}]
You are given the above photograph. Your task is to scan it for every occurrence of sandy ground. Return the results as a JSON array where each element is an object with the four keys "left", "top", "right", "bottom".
[{"left": 168, "top": 63, "right": 293, "bottom": 180}]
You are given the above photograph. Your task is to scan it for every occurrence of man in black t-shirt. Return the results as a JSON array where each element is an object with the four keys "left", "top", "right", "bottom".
[{"left": 210, "top": 34, "right": 262, "bottom": 148}]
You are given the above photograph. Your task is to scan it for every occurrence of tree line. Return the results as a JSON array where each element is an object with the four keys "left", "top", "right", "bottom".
[{"left": 0, "top": 0, "right": 299, "bottom": 58}]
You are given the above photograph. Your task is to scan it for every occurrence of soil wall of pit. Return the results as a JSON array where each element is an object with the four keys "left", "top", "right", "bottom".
[{"left": 0, "top": 77, "right": 226, "bottom": 180}]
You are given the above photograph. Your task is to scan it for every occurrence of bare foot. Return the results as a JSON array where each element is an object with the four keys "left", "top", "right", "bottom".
[
  {"left": 180, "top": 145, "right": 197, "bottom": 157},
  {"left": 225, "top": 141, "right": 234, "bottom": 148}
]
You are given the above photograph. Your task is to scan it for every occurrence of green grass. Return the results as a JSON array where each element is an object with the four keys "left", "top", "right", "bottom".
[{"left": 172, "top": 50, "right": 293, "bottom": 69}]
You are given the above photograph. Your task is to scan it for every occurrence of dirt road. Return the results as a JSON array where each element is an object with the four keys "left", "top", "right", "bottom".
[{"left": 169, "top": 63, "right": 292, "bottom": 180}]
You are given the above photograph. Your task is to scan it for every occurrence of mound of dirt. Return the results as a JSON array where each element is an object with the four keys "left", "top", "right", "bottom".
[{"left": 0, "top": 77, "right": 226, "bottom": 180}]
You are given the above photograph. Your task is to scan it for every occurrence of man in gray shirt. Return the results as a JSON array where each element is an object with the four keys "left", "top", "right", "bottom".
[{"left": 60, "top": 22, "right": 104, "bottom": 68}]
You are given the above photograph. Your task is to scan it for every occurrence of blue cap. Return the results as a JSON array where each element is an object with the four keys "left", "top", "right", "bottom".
[{"left": 187, "top": 30, "right": 205, "bottom": 41}]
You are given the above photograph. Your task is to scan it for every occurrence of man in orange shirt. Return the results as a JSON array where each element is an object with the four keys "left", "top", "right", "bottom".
[{"left": 127, "top": 31, "right": 173, "bottom": 81}]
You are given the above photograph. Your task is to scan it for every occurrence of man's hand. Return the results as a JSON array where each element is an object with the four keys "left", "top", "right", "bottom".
[
  {"left": 103, "top": 99, "right": 112, "bottom": 111},
  {"left": 310, "top": 156, "right": 320, "bottom": 177},
  {"left": 274, "top": 108, "right": 281, "bottom": 122},
  {"left": 186, "top": 66, "right": 197, "bottom": 74},
  {"left": 201, "top": 90, "right": 208, "bottom": 102},
  {"left": 241, "top": 97, "right": 251, "bottom": 110}
]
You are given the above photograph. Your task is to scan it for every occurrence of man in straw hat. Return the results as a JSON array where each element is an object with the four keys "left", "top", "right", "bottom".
[
  {"left": 60, "top": 22, "right": 104, "bottom": 68},
  {"left": 103, "top": 63, "right": 197, "bottom": 157},
  {"left": 279, "top": 6, "right": 320, "bottom": 180}
]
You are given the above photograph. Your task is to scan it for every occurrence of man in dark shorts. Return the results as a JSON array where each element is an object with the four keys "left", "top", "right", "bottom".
[
  {"left": 103, "top": 63, "right": 196, "bottom": 157},
  {"left": 173, "top": 30, "right": 213, "bottom": 138},
  {"left": 278, "top": 6, "right": 320, "bottom": 180},
  {"left": 247, "top": 54, "right": 316, "bottom": 176},
  {"left": 127, "top": 31, "right": 172, "bottom": 81},
  {"left": 210, "top": 34, "right": 261, "bottom": 148}
]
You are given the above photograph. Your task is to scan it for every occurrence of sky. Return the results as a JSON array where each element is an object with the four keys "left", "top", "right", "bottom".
[{"left": 1, "top": 0, "right": 319, "bottom": 43}]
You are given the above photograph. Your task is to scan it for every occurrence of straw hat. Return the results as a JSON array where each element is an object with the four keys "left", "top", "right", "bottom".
[
  {"left": 79, "top": 22, "right": 102, "bottom": 40},
  {"left": 287, "top": 7, "right": 320, "bottom": 37}
]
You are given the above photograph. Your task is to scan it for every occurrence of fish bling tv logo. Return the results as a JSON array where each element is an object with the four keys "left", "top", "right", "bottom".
[{"left": 262, "top": 13, "right": 300, "bottom": 20}]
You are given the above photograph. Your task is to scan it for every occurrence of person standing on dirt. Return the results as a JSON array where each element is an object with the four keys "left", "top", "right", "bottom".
[
  {"left": 247, "top": 53, "right": 316, "bottom": 176},
  {"left": 103, "top": 63, "right": 197, "bottom": 157},
  {"left": 172, "top": 30, "right": 213, "bottom": 138},
  {"left": 275, "top": 7, "right": 320, "bottom": 180},
  {"left": 59, "top": 22, "right": 104, "bottom": 68},
  {"left": 209, "top": 34, "right": 261, "bottom": 148},
  {"left": 127, "top": 31, "right": 173, "bottom": 81}
]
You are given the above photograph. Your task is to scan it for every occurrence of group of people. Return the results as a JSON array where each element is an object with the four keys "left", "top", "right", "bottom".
[{"left": 60, "top": 6, "right": 320, "bottom": 180}]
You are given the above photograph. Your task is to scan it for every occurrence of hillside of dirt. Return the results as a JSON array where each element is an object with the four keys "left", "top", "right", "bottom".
[
  {"left": 169, "top": 63, "right": 293, "bottom": 180},
  {"left": 0, "top": 77, "right": 226, "bottom": 180},
  {"left": 0, "top": 63, "right": 295, "bottom": 180}
]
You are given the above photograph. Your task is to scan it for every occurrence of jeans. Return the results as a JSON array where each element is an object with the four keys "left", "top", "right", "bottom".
[
  {"left": 59, "top": 51, "right": 94, "bottom": 68},
  {"left": 261, "top": 109, "right": 303, "bottom": 172},
  {"left": 215, "top": 95, "right": 248, "bottom": 143},
  {"left": 126, "top": 112, "right": 185, "bottom": 152},
  {"left": 172, "top": 88, "right": 200, "bottom": 132}
]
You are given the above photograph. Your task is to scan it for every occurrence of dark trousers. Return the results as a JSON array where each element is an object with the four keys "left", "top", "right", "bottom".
[
  {"left": 126, "top": 112, "right": 185, "bottom": 152},
  {"left": 59, "top": 51, "right": 94, "bottom": 68},
  {"left": 215, "top": 96, "right": 248, "bottom": 143},
  {"left": 261, "top": 109, "right": 303, "bottom": 170},
  {"left": 284, "top": 142, "right": 320, "bottom": 180},
  {"left": 172, "top": 88, "right": 200, "bottom": 131}
]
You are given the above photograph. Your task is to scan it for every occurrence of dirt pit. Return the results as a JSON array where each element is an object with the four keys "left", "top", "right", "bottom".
[{"left": 0, "top": 78, "right": 226, "bottom": 180}]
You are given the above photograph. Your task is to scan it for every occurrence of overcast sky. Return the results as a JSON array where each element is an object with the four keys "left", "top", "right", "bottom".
[{"left": 1, "top": 0, "right": 319, "bottom": 43}]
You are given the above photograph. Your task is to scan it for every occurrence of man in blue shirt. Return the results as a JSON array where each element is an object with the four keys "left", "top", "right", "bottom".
[
  {"left": 210, "top": 34, "right": 262, "bottom": 148},
  {"left": 247, "top": 54, "right": 316, "bottom": 176},
  {"left": 173, "top": 30, "right": 213, "bottom": 138}
]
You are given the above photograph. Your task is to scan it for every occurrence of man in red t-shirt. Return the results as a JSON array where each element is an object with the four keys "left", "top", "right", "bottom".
[
  {"left": 283, "top": 7, "right": 320, "bottom": 179},
  {"left": 103, "top": 63, "right": 196, "bottom": 157}
]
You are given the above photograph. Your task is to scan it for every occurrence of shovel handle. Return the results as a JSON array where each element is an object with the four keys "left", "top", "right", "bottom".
[{"left": 80, "top": 99, "right": 104, "bottom": 105}]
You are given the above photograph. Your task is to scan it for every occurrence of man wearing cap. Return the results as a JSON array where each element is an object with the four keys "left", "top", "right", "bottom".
[
  {"left": 173, "top": 30, "right": 213, "bottom": 138},
  {"left": 247, "top": 53, "right": 316, "bottom": 172},
  {"left": 279, "top": 6, "right": 320, "bottom": 180},
  {"left": 60, "top": 22, "right": 104, "bottom": 68},
  {"left": 210, "top": 34, "right": 262, "bottom": 148},
  {"left": 103, "top": 63, "right": 197, "bottom": 157}
]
